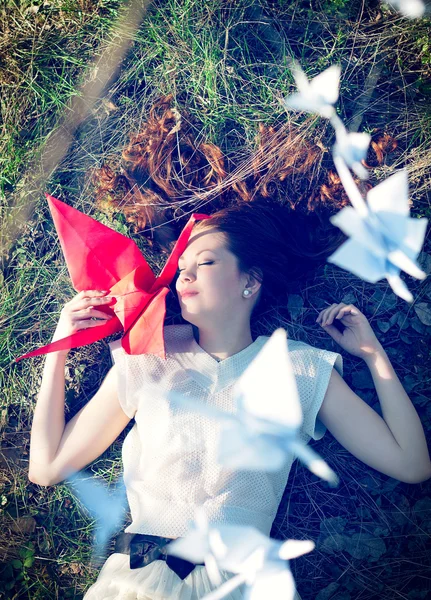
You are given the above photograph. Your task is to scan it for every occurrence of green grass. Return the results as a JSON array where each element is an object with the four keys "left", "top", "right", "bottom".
[
  {"left": 1, "top": 0, "right": 431, "bottom": 598},
  {"left": 0, "top": 1, "right": 123, "bottom": 191}
]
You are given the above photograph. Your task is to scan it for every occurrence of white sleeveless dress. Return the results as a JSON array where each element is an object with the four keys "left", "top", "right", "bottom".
[{"left": 83, "top": 324, "right": 343, "bottom": 600}]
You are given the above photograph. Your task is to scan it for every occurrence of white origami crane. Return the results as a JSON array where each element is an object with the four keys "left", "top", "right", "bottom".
[
  {"left": 66, "top": 471, "right": 128, "bottom": 564},
  {"left": 281, "top": 61, "right": 371, "bottom": 180},
  {"left": 281, "top": 62, "right": 341, "bottom": 119},
  {"left": 281, "top": 61, "right": 428, "bottom": 301},
  {"left": 328, "top": 169, "right": 428, "bottom": 302},
  {"left": 333, "top": 128, "right": 371, "bottom": 180},
  {"left": 166, "top": 507, "right": 225, "bottom": 586},
  {"left": 170, "top": 328, "right": 339, "bottom": 486},
  {"left": 167, "top": 508, "right": 315, "bottom": 600},
  {"left": 386, "top": 0, "right": 425, "bottom": 18}
]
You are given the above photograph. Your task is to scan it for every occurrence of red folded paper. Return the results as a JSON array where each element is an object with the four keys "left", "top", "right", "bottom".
[{"left": 15, "top": 194, "right": 211, "bottom": 362}]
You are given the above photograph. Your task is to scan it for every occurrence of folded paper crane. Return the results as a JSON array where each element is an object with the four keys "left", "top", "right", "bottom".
[
  {"left": 281, "top": 61, "right": 428, "bottom": 301},
  {"left": 167, "top": 508, "right": 315, "bottom": 600},
  {"left": 281, "top": 62, "right": 341, "bottom": 119},
  {"left": 15, "top": 194, "right": 211, "bottom": 362},
  {"left": 327, "top": 169, "right": 428, "bottom": 303},
  {"left": 281, "top": 61, "right": 371, "bottom": 180},
  {"left": 169, "top": 508, "right": 225, "bottom": 587},
  {"left": 170, "top": 329, "right": 339, "bottom": 486},
  {"left": 333, "top": 129, "right": 371, "bottom": 180},
  {"left": 66, "top": 471, "right": 128, "bottom": 566}
]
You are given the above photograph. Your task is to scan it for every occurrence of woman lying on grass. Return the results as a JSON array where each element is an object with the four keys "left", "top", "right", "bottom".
[{"left": 28, "top": 97, "right": 431, "bottom": 600}]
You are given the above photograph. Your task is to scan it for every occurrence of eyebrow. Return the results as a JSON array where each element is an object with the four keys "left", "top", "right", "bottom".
[{"left": 178, "top": 249, "right": 218, "bottom": 263}]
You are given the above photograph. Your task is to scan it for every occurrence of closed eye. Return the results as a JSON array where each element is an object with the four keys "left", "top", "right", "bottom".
[{"left": 177, "top": 261, "right": 214, "bottom": 273}]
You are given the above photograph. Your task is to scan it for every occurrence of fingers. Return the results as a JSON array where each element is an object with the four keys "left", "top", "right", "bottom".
[
  {"left": 316, "top": 303, "right": 339, "bottom": 326},
  {"left": 335, "top": 305, "right": 358, "bottom": 320},
  {"left": 74, "top": 317, "right": 112, "bottom": 329},
  {"left": 316, "top": 303, "right": 358, "bottom": 326},
  {"left": 59, "top": 290, "right": 117, "bottom": 333},
  {"left": 319, "top": 321, "right": 344, "bottom": 344},
  {"left": 75, "top": 308, "right": 114, "bottom": 320},
  {"left": 74, "top": 289, "right": 109, "bottom": 301},
  {"left": 67, "top": 290, "right": 116, "bottom": 312},
  {"left": 72, "top": 305, "right": 115, "bottom": 329}
]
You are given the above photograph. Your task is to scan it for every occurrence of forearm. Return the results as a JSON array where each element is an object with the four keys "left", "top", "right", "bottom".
[
  {"left": 29, "top": 351, "right": 68, "bottom": 483},
  {"left": 364, "top": 347, "right": 431, "bottom": 479}
]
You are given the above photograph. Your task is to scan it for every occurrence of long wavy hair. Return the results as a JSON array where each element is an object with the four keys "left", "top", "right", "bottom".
[{"left": 90, "top": 95, "right": 397, "bottom": 315}]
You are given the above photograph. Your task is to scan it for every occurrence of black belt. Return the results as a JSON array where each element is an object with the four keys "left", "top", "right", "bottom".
[{"left": 114, "top": 532, "right": 205, "bottom": 580}]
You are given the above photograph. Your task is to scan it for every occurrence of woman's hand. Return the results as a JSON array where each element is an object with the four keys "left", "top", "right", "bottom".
[
  {"left": 51, "top": 290, "right": 116, "bottom": 353},
  {"left": 316, "top": 303, "right": 383, "bottom": 360}
]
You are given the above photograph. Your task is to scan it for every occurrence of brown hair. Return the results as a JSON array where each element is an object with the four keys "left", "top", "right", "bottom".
[{"left": 91, "top": 95, "right": 397, "bottom": 314}]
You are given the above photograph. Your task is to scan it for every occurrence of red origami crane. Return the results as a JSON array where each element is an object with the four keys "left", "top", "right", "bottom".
[{"left": 15, "top": 194, "right": 211, "bottom": 362}]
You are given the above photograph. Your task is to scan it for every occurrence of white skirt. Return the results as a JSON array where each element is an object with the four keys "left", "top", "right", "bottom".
[
  {"left": 82, "top": 553, "right": 246, "bottom": 600},
  {"left": 83, "top": 553, "right": 304, "bottom": 600}
]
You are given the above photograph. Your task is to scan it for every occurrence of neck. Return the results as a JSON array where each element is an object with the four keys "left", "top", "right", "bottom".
[{"left": 194, "top": 320, "right": 254, "bottom": 362}]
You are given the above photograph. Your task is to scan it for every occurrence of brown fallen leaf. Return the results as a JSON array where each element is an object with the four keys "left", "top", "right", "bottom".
[
  {"left": 0, "top": 447, "right": 24, "bottom": 468},
  {"left": 11, "top": 516, "right": 37, "bottom": 534},
  {"left": 414, "top": 302, "right": 431, "bottom": 326},
  {"left": 69, "top": 562, "right": 82, "bottom": 575},
  {"left": 59, "top": 561, "right": 82, "bottom": 575}
]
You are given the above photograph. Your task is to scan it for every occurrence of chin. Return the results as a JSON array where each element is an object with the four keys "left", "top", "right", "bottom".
[
  {"left": 180, "top": 305, "right": 209, "bottom": 328},
  {"left": 182, "top": 304, "right": 229, "bottom": 329},
  {"left": 180, "top": 309, "right": 200, "bottom": 326}
]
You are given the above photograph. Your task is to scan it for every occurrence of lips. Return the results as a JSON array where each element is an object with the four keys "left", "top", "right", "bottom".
[{"left": 181, "top": 291, "right": 199, "bottom": 298}]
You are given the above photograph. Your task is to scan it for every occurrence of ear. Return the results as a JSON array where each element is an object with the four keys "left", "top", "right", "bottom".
[{"left": 244, "top": 268, "right": 263, "bottom": 296}]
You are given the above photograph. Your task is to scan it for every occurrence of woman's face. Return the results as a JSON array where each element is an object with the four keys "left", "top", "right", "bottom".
[{"left": 175, "top": 229, "right": 250, "bottom": 325}]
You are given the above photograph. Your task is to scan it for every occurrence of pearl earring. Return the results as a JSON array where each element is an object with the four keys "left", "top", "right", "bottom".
[{"left": 243, "top": 289, "right": 251, "bottom": 297}]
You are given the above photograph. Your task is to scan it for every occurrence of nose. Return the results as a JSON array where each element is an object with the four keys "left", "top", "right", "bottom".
[{"left": 178, "top": 267, "right": 196, "bottom": 283}]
